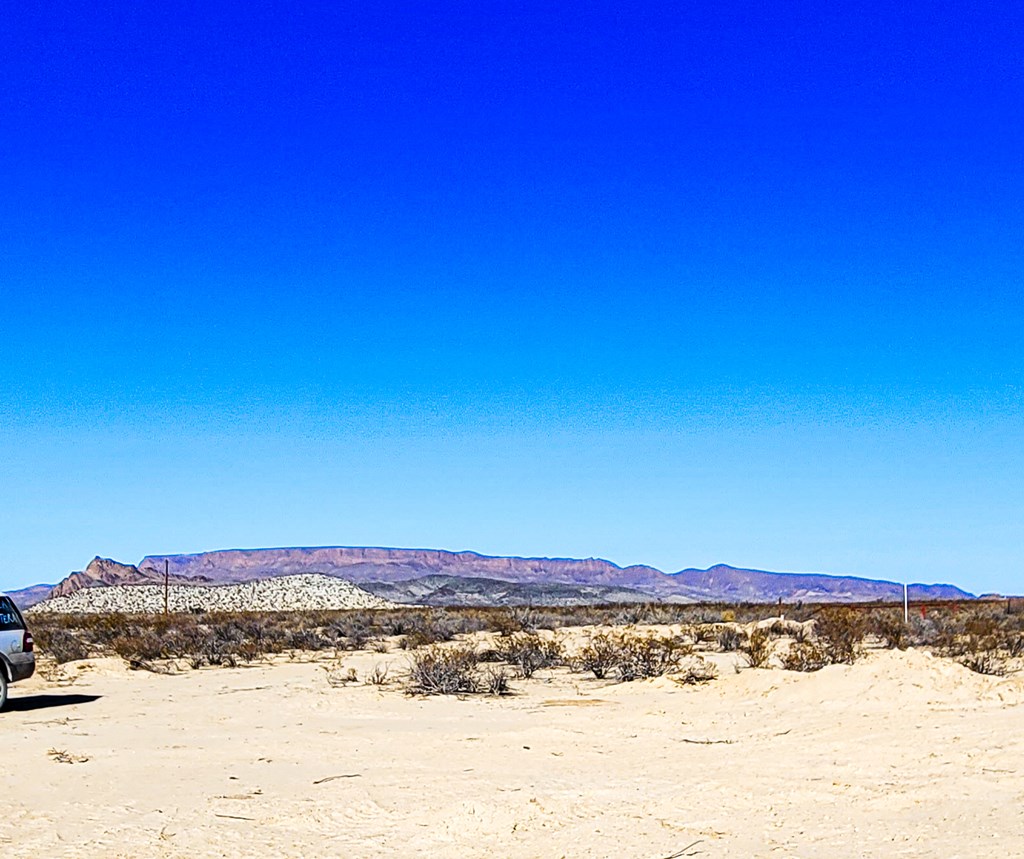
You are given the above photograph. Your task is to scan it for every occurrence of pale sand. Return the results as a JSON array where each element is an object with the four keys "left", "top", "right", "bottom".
[{"left": 3, "top": 636, "right": 1023, "bottom": 858}]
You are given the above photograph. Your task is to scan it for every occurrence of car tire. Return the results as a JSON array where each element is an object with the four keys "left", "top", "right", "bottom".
[{"left": 0, "top": 670, "right": 7, "bottom": 711}]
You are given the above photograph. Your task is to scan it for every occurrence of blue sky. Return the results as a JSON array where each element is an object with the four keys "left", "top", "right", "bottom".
[{"left": 2, "top": 2, "right": 1022, "bottom": 593}]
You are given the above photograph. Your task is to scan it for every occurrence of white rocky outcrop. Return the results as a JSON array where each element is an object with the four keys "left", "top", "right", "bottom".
[{"left": 29, "top": 574, "right": 397, "bottom": 614}]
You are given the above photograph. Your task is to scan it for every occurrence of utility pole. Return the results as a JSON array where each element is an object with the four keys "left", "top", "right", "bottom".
[{"left": 164, "top": 559, "right": 169, "bottom": 616}]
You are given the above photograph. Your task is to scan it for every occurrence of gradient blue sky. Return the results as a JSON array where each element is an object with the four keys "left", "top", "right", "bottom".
[{"left": 2, "top": 2, "right": 1022, "bottom": 593}]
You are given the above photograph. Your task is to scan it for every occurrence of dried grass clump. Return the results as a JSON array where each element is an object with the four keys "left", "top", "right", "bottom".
[
  {"left": 741, "top": 628, "right": 773, "bottom": 668},
  {"left": 869, "top": 610, "right": 908, "bottom": 650},
  {"left": 482, "top": 665, "right": 512, "bottom": 695},
  {"left": 959, "top": 652, "right": 1010, "bottom": 676},
  {"left": 673, "top": 656, "right": 719, "bottom": 685},
  {"left": 781, "top": 641, "right": 828, "bottom": 672},
  {"left": 716, "top": 626, "right": 744, "bottom": 652}
]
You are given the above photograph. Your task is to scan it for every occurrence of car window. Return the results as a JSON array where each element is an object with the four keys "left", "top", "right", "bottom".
[{"left": 0, "top": 597, "right": 25, "bottom": 631}]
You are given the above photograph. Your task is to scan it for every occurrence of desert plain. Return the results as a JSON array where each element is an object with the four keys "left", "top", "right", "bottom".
[{"left": 4, "top": 622, "right": 1024, "bottom": 859}]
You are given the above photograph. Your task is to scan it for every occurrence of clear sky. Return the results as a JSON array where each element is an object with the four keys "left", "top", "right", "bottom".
[{"left": 2, "top": 3, "right": 1022, "bottom": 594}]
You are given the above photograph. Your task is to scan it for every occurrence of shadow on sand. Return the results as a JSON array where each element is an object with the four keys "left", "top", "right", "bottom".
[{"left": 5, "top": 694, "right": 102, "bottom": 712}]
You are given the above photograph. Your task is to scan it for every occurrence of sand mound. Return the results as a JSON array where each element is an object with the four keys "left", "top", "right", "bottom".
[
  {"left": 707, "top": 648, "right": 1024, "bottom": 709},
  {"left": 28, "top": 573, "right": 397, "bottom": 614}
]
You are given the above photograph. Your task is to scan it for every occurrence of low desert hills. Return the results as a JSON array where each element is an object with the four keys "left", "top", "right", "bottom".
[{"left": 15, "top": 545, "right": 974, "bottom": 609}]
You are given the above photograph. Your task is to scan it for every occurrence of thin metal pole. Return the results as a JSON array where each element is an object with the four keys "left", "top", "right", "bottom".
[
  {"left": 164, "top": 559, "right": 169, "bottom": 616},
  {"left": 903, "top": 583, "right": 909, "bottom": 624}
]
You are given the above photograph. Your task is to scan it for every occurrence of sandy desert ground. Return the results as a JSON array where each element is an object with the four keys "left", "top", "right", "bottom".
[{"left": 3, "top": 634, "right": 1023, "bottom": 859}]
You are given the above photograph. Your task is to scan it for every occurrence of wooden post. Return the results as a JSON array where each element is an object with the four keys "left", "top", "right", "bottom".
[
  {"left": 903, "top": 583, "right": 908, "bottom": 624},
  {"left": 164, "top": 559, "right": 169, "bottom": 616}
]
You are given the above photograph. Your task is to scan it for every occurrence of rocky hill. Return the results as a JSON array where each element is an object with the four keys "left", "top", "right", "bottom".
[
  {"left": 47, "top": 556, "right": 211, "bottom": 599},
  {"left": 35, "top": 546, "right": 974, "bottom": 606},
  {"left": 30, "top": 574, "right": 396, "bottom": 614}
]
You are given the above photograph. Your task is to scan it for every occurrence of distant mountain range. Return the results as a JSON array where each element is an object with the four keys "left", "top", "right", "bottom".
[{"left": 11, "top": 545, "right": 975, "bottom": 609}]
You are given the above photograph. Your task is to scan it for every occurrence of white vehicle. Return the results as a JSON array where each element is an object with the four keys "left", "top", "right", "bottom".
[{"left": 0, "top": 593, "right": 35, "bottom": 710}]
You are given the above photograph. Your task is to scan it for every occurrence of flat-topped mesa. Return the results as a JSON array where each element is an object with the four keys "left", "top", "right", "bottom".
[{"left": 136, "top": 546, "right": 668, "bottom": 589}]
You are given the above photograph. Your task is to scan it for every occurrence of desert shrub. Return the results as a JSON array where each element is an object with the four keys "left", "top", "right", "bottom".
[
  {"left": 613, "top": 605, "right": 655, "bottom": 626},
  {"left": 1006, "top": 633, "right": 1024, "bottom": 658},
  {"left": 965, "top": 615, "right": 1000, "bottom": 639},
  {"left": 911, "top": 614, "right": 956, "bottom": 651},
  {"left": 967, "top": 633, "right": 1001, "bottom": 655},
  {"left": 482, "top": 665, "right": 512, "bottom": 695},
  {"left": 406, "top": 645, "right": 481, "bottom": 695},
  {"left": 716, "top": 626, "right": 744, "bottom": 652},
  {"left": 398, "top": 610, "right": 465, "bottom": 650},
  {"left": 960, "top": 652, "right": 1009, "bottom": 676},
  {"left": 112, "top": 631, "right": 167, "bottom": 661},
  {"left": 577, "top": 632, "right": 620, "bottom": 679},
  {"left": 741, "top": 628, "right": 773, "bottom": 668},
  {"left": 673, "top": 656, "right": 719, "bottom": 684},
  {"left": 234, "top": 640, "right": 263, "bottom": 662},
  {"left": 509, "top": 606, "right": 541, "bottom": 632},
  {"left": 162, "top": 623, "right": 212, "bottom": 657},
  {"left": 814, "top": 608, "right": 865, "bottom": 664},
  {"left": 790, "top": 621, "right": 811, "bottom": 644},
  {"left": 688, "top": 624, "right": 716, "bottom": 646},
  {"left": 377, "top": 614, "right": 414, "bottom": 637},
  {"left": 327, "top": 618, "right": 371, "bottom": 650},
  {"left": 35, "top": 628, "right": 90, "bottom": 664},
  {"left": 781, "top": 641, "right": 828, "bottom": 672},
  {"left": 284, "top": 628, "right": 330, "bottom": 651},
  {"left": 493, "top": 633, "right": 563, "bottom": 678},
  {"left": 617, "top": 633, "right": 690, "bottom": 680},
  {"left": 577, "top": 632, "right": 692, "bottom": 682},
  {"left": 201, "top": 635, "right": 231, "bottom": 666},
  {"left": 870, "top": 611, "right": 908, "bottom": 650},
  {"left": 400, "top": 629, "right": 439, "bottom": 650}
]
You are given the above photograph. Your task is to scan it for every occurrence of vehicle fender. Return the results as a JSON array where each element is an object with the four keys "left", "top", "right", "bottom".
[{"left": 0, "top": 654, "right": 12, "bottom": 682}]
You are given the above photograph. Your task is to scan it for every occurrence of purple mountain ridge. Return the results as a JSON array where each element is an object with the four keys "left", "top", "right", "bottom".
[{"left": 31, "top": 546, "right": 975, "bottom": 606}]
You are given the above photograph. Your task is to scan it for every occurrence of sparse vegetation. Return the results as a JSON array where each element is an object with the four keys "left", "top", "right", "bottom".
[
  {"left": 406, "top": 645, "right": 484, "bottom": 695},
  {"left": 493, "top": 633, "right": 564, "bottom": 678},
  {"left": 614, "top": 632, "right": 691, "bottom": 681},
  {"left": 27, "top": 598, "right": 1024, "bottom": 689},
  {"left": 814, "top": 608, "right": 866, "bottom": 664},
  {"left": 367, "top": 663, "right": 390, "bottom": 685},
  {"left": 741, "top": 628, "right": 773, "bottom": 668},
  {"left": 673, "top": 656, "right": 719, "bottom": 685},
  {"left": 959, "top": 652, "right": 1009, "bottom": 676},
  {"left": 781, "top": 641, "right": 828, "bottom": 672},
  {"left": 869, "top": 610, "right": 908, "bottom": 650},
  {"left": 716, "top": 626, "right": 744, "bottom": 652},
  {"left": 576, "top": 632, "right": 620, "bottom": 679}
]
